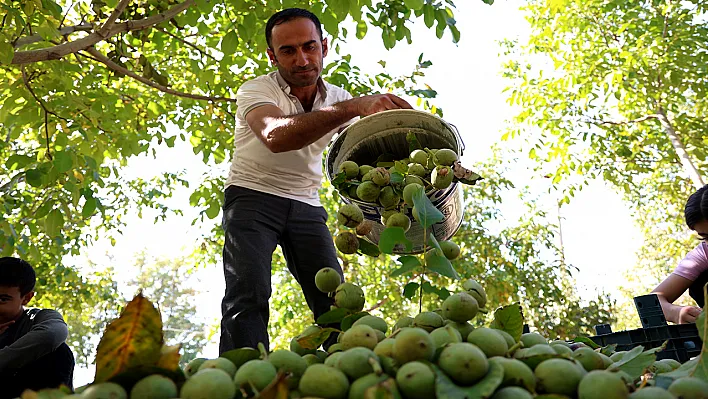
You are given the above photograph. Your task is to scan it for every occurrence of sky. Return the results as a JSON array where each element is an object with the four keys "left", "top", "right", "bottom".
[{"left": 70, "top": 0, "right": 647, "bottom": 386}]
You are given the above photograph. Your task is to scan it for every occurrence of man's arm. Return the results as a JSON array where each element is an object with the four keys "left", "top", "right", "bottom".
[
  {"left": 0, "top": 310, "right": 68, "bottom": 373},
  {"left": 247, "top": 94, "right": 412, "bottom": 153},
  {"left": 652, "top": 274, "right": 702, "bottom": 324}
]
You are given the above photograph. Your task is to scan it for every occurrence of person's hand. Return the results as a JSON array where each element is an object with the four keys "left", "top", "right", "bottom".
[
  {"left": 0, "top": 320, "right": 14, "bottom": 335},
  {"left": 351, "top": 94, "right": 413, "bottom": 117},
  {"left": 676, "top": 305, "right": 702, "bottom": 324}
]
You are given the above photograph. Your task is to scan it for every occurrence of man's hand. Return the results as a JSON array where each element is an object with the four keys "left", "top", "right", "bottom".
[
  {"left": 351, "top": 94, "right": 413, "bottom": 117},
  {"left": 676, "top": 305, "right": 702, "bottom": 324},
  {"left": 0, "top": 320, "right": 14, "bottom": 335}
]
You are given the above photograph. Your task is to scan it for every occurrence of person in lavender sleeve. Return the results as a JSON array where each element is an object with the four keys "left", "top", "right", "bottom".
[{"left": 652, "top": 184, "right": 708, "bottom": 324}]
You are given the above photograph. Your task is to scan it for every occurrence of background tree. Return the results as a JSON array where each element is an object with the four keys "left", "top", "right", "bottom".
[
  {"left": 501, "top": 0, "right": 707, "bottom": 328},
  {"left": 127, "top": 251, "right": 209, "bottom": 365},
  {"left": 0, "top": 0, "right": 467, "bottom": 291},
  {"left": 0, "top": 0, "right": 473, "bottom": 343}
]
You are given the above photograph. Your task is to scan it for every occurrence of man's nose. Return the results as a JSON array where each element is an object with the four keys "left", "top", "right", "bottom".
[{"left": 295, "top": 50, "right": 308, "bottom": 67}]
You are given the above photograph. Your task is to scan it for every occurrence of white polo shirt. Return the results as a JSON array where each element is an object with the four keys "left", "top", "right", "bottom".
[{"left": 225, "top": 71, "right": 353, "bottom": 207}]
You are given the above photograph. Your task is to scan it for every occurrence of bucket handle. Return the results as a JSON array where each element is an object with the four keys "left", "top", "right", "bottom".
[{"left": 448, "top": 123, "right": 466, "bottom": 155}]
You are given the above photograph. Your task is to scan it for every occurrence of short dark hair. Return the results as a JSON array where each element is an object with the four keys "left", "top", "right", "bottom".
[
  {"left": 0, "top": 257, "right": 36, "bottom": 296},
  {"left": 265, "top": 8, "right": 323, "bottom": 49},
  {"left": 685, "top": 185, "right": 708, "bottom": 229}
]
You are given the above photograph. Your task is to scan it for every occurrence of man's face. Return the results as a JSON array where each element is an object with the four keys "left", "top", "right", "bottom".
[
  {"left": 267, "top": 17, "right": 328, "bottom": 88},
  {"left": 0, "top": 286, "right": 33, "bottom": 324}
]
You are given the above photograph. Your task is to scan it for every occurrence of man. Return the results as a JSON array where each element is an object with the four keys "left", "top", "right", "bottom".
[
  {"left": 220, "top": 8, "right": 413, "bottom": 353},
  {"left": 0, "top": 257, "right": 74, "bottom": 398}
]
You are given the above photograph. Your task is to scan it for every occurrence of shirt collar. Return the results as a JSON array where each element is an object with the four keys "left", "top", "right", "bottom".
[{"left": 275, "top": 70, "right": 328, "bottom": 101}]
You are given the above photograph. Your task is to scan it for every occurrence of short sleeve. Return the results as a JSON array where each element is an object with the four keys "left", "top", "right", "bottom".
[
  {"left": 673, "top": 242, "right": 708, "bottom": 281},
  {"left": 236, "top": 79, "right": 280, "bottom": 118}
]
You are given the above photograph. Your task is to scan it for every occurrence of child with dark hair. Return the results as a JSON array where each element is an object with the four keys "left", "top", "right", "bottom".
[
  {"left": 0, "top": 257, "right": 74, "bottom": 398},
  {"left": 652, "top": 185, "right": 708, "bottom": 324}
]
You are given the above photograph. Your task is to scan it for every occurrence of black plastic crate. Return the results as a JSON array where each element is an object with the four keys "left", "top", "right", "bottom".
[
  {"left": 589, "top": 324, "right": 702, "bottom": 363},
  {"left": 634, "top": 294, "right": 668, "bottom": 328}
]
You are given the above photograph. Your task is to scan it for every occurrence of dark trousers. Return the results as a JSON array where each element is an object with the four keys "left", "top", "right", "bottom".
[
  {"left": 0, "top": 343, "right": 74, "bottom": 399},
  {"left": 219, "top": 186, "right": 343, "bottom": 353}
]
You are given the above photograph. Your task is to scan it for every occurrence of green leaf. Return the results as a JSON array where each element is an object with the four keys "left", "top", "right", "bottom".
[
  {"left": 358, "top": 237, "right": 381, "bottom": 257},
  {"left": 425, "top": 247, "right": 458, "bottom": 279},
  {"left": 572, "top": 336, "right": 600, "bottom": 349},
  {"left": 412, "top": 188, "right": 443, "bottom": 229},
  {"left": 0, "top": 39, "right": 14, "bottom": 65},
  {"left": 316, "top": 307, "right": 352, "bottom": 324},
  {"left": 403, "top": 282, "right": 419, "bottom": 299},
  {"left": 82, "top": 197, "right": 97, "bottom": 218},
  {"left": 356, "top": 21, "right": 367, "bottom": 39},
  {"left": 391, "top": 255, "right": 421, "bottom": 277},
  {"left": 44, "top": 209, "right": 64, "bottom": 237},
  {"left": 6, "top": 154, "right": 34, "bottom": 170},
  {"left": 35, "top": 200, "right": 54, "bottom": 219},
  {"left": 490, "top": 304, "right": 524, "bottom": 343},
  {"left": 53, "top": 151, "right": 73, "bottom": 173},
  {"left": 655, "top": 357, "right": 700, "bottom": 388},
  {"left": 390, "top": 172, "right": 404, "bottom": 185},
  {"left": 461, "top": 359, "right": 504, "bottom": 397},
  {"left": 600, "top": 344, "right": 617, "bottom": 357},
  {"left": 205, "top": 202, "right": 220, "bottom": 219},
  {"left": 221, "top": 348, "right": 260, "bottom": 368},
  {"left": 403, "top": 0, "right": 424, "bottom": 10},
  {"left": 25, "top": 169, "right": 44, "bottom": 187},
  {"left": 433, "top": 361, "right": 503, "bottom": 398},
  {"left": 378, "top": 227, "right": 413, "bottom": 254},
  {"left": 341, "top": 312, "right": 369, "bottom": 332},
  {"left": 297, "top": 327, "right": 338, "bottom": 350},
  {"left": 423, "top": 5, "right": 435, "bottom": 28},
  {"left": 608, "top": 343, "right": 666, "bottom": 381},
  {"left": 221, "top": 31, "right": 239, "bottom": 56}
]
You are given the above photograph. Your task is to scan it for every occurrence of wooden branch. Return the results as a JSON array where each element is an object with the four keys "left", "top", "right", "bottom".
[
  {"left": 155, "top": 26, "right": 217, "bottom": 61},
  {"left": 22, "top": 67, "right": 58, "bottom": 160},
  {"left": 84, "top": 47, "right": 237, "bottom": 103},
  {"left": 585, "top": 114, "right": 659, "bottom": 126},
  {"left": 11, "top": 0, "right": 194, "bottom": 64},
  {"left": 99, "top": 0, "right": 132, "bottom": 37},
  {"left": 656, "top": 107, "right": 705, "bottom": 189},
  {"left": 14, "top": 24, "right": 93, "bottom": 48}
]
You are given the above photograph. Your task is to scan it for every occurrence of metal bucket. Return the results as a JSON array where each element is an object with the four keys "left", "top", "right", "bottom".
[{"left": 324, "top": 109, "right": 465, "bottom": 254}]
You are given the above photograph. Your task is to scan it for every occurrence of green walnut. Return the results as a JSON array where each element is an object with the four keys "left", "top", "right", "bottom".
[
  {"left": 339, "top": 161, "right": 360, "bottom": 179},
  {"left": 432, "top": 165, "right": 453, "bottom": 190},
  {"left": 371, "top": 167, "right": 391, "bottom": 186},
  {"left": 335, "top": 232, "right": 359, "bottom": 254},
  {"left": 337, "top": 203, "right": 364, "bottom": 228},
  {"left": 356, "top": 181, "right": 381, "bottom": 202}
]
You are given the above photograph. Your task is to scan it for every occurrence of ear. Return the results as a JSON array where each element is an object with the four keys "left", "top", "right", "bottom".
[
  {"left": 322, "top": 37, "right": 328, "bottom": 58},
  {"left": 21, "top": 291, "right": 34, "bottom": 306},
  {"left": 267, "top": 48, "right": 278, "bottom": 66}
]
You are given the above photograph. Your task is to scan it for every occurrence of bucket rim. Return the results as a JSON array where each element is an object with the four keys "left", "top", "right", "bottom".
[{"left": 325, "top": 109, "right": 465, "bottom": 182}]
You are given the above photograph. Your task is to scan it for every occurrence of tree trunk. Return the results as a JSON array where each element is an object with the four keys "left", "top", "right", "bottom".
[{"left": 657, "top": 108, "right": 705, "bottom": 189}]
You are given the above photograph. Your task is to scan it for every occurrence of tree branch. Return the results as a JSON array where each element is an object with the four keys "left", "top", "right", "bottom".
[
  {"left": 585, "top": 114, "right": 660, "bottom": 126},
  {"left": 83, "top": 47, "right": 236, "bottom": 103},
  {"left": 11, "top": 0, "right": 194, "bottom": 64},
  {"left": 656, "top": 107, "right": 705, "bottom": 189},
  {"left": 22, "top": 67, "right": 54, "bottom": 160},
  {"left": 14, "top": 24, "right": 93, "bottom": 48},
  {"left": 155, "top": 26, "right": 217, "bottom": 61},
  {"left": 99, "top": 0, "right": 132, "bottom": 37}
]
